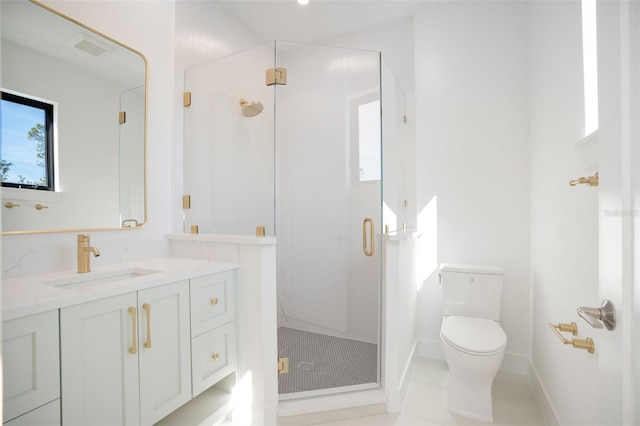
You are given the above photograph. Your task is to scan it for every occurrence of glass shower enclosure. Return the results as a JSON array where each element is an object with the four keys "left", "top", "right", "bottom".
[{"left": 184, "top": 41, "right": 407, "bottom": 398}]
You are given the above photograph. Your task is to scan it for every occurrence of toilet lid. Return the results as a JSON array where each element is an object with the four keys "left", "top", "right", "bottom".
[{"left": 441, "top": 316, "right": 507, "bottom": 355}]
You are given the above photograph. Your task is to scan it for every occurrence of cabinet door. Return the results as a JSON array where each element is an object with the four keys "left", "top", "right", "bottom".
[
  {"left": 2, "top": 310, "right": 60, "bottom": 423},
  {"left": 60, "top": 292, "right": 140, "bottom": 426},
  {"left": 138, "top": 280, "right": 191, "bottom": 425},
  {"left": 190, "top": 271, "right": 235, "bottom": 336},
  {"left": 4, "top": 399, "right": 60, "bottom": 426}
]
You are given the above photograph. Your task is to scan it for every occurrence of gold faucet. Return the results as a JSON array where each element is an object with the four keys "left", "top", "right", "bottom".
[{"left": 77, "top": 234, "right": 100, "bottom": 273}]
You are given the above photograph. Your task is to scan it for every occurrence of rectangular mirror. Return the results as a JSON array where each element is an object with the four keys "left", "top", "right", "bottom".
[{"left": 1, "top": 0, "right": 147, "bottom": 233}]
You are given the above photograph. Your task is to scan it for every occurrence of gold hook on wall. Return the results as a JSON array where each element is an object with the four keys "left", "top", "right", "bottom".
[{"left": 569, "top": 171, "right": 599, "bottom": 187}]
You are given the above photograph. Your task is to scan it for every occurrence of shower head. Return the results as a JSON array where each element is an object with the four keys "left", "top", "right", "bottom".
[{"left": 240, "top": 98, "right": 263, "bottom": 117}]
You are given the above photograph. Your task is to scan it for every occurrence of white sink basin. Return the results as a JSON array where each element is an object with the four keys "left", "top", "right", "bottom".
[{"left": 43, "top": 267, "right": 161, "bottom": 289}]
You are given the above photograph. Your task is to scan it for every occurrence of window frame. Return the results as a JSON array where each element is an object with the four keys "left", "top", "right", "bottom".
[{"left": 1, "top": 91, "right": 55, "bottom": 191}]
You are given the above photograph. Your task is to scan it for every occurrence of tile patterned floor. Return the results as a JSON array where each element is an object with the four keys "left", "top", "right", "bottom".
[
  {"left": 278, "top": 357, "right": 547, "bottom": 426},
  {"left": 278, "top": 327, "right": 377, "bottom": 394}
]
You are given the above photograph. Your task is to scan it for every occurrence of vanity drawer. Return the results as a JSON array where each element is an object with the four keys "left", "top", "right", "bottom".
[
  {"left": 191, "top": 321, "right": 236, "bottom": 397},
  {"left": 190, "top": 271, "right": 235, "bottom": 336}
]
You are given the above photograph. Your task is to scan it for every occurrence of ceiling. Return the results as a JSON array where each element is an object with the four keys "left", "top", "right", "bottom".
[
  {"left": 1, "top": 1, "right": 144, "bottom": 88},
  {"left": 217, "top": 0, "right": 426, "bottom": 43}
]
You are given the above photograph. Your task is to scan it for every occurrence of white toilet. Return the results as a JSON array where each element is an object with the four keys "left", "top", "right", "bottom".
[{"left": 439, "top": 263, "right": 507, "bottom": 423}]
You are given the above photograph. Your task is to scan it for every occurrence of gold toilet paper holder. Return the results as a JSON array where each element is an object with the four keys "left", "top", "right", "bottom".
[{"left": 548, "top": 322, "right": 595, "bottom": 354}]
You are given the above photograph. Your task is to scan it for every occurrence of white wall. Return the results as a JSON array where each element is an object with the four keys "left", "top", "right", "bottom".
[
  {"left": 528, "top": 2, "right": 600, "bottom": 424},
  {"left": 413, "top": 2, "right": 532, "bottom": 370},
  {"left": 2, "top": 1, "right": 175, "bottom": 278}
]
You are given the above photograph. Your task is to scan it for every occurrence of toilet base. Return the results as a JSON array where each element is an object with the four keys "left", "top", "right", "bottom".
[
  {"left": 447, "top": 375, "right": 494, "bottom": 422},
  {"left": 441, "top": 337, "right": 505, "bottom": 423}
]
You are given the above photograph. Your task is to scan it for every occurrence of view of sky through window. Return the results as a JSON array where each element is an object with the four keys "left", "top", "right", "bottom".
[{"left": 1, "top": 98, "right": 48, "bottom": 186}]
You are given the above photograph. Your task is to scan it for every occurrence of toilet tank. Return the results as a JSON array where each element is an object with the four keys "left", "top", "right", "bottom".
[{"left": 439, "top": 263, "right": 504, "bottom": 321}]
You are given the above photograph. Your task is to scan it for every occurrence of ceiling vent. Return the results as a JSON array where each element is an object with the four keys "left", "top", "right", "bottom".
[{"left": 69, "top": 33, "right": 112, "bottom": 57}]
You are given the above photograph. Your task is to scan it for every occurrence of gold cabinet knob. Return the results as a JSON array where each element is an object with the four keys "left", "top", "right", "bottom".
[
  {"left": 212, "top": 353, "right": 220, "bottom": 361},
  {"left": 210, "top": 297, "right": 219, "bottom": 306},
  {"left": 4, "top": 202, "right": 20, "bottom": 208},
  {"left": 35, "top": 204, "right": 48, "bottom": 210}
]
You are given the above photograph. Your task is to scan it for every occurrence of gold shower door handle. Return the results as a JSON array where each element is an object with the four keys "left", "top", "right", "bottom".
[
  {"left": 363, "top": 217, "right": 375, "bottom": 257},
  {"left": 143, "top": 303, "right": 151, "bottom": 349},
  {"left": 128, "top": 307, "right": 137, "bottom": 355}
]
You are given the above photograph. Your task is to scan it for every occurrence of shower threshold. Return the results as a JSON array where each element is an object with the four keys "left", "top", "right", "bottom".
[{"left": 278, "top": 387, "right": 387, "bottom": 419}]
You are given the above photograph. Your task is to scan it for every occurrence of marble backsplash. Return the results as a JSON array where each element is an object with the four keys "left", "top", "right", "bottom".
[{"left": 2, "top": 238, "right": 170, "bottom": 279}]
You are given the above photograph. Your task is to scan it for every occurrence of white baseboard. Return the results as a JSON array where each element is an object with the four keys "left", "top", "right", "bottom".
[
  {"left": 387, "top": 341, "right": 418, "bottom": 413},
  {"left": 529, "top": 363, "right": 560, "bottom": 425},
  {"left": 417, "top": 337, "right": 445, "bottom": 361}
]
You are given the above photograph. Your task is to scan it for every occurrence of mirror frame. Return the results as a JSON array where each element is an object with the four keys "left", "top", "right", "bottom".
[{"left": 1, "top": 0, "right": 148, "bottom": 234}]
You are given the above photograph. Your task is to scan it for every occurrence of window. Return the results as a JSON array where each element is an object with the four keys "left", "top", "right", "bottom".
[
  {"left": 357, "top": 99, "right": 381, "bottom": 182},
  {"left": 582, "top": 0, "right": 598, "bottom": 136},
  {"left": 1, "top": 91, "right": 55, "bottom": 190}
]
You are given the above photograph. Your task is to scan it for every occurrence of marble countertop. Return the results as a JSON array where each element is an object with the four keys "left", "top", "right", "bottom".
[{"left": 2, "top": 257, "right": 238, "bottom": 321}]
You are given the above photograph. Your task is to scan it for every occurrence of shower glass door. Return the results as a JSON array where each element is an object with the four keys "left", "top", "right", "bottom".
[{"left": 274, "top": 42, "right": 382, "bottom": 397}]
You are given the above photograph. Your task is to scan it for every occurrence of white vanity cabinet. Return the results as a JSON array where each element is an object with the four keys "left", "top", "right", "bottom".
[
  {"left": 1, "top": 259, "right": 239, "bottom": 426},
  {"left": 2, "top": 310, "right": 61, "bottom": 425},
  {"left": 60, "top": 280, "right": 191, "bottom": 426},
  {"left": 190, "top": 271, "right": 236, "bottom": 396},
  {"left": 154, "top": 270, "right": 237, "bottom": 426}
]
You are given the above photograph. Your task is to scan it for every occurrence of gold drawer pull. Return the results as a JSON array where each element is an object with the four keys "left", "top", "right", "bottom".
[
  {"left": 143, "top": 303, "right": 151, "bottom": 349},
  {"left": 212, "top": 353, "right": 220, "bottom": 361},
  {"left": 211, "top": 297, "right": 219, "bottom": 306},
  {"left": 128, "top": 307, "right": 137, "bottom": 354}
]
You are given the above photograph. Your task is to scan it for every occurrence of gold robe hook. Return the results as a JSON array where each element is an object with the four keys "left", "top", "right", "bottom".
[{"left": 569, "top": 172, "right": 598, "bottom": 187}]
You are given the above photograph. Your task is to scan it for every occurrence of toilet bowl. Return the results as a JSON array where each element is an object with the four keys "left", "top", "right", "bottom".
[
  {"left": 438, "top": 264, "right": 507, "bottom": 423},
  {"left": 440, "top": 316, "right": 506, "bottom": 422}
]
